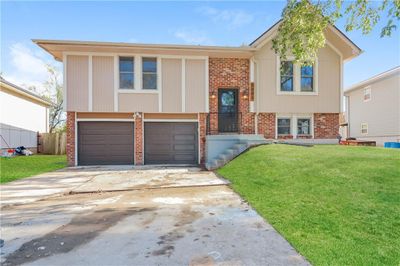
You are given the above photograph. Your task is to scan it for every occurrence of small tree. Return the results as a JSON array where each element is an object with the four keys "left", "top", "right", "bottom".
[
  {"left": 42, "top": 65, "right": 65, "bottom": 133},
  {"left": 273, "top": 0, "right": 400, "bottom": 64}
]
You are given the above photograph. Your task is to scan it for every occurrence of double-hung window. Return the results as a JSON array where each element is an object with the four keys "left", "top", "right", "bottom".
[
  {"left": 142, "top": 57, "right": 157, "bottom": 90},
  {"left": 297, "top": 118, "right": 311, "bottom": 135},
  {"left": 301, "top": 65, "right": 313, "bottom": 92},
  {"left": 119, "top": 57, "right": 134, "bottom": 89},
  {"left": 361, "top": 123, "right": 368, "bottom": 134},
  {"left": 363, "top": 87, "right": 371, "bottom": 102},
  {"left": 277, "top": 118, "right": 291, "bottom": 135},
  {"left": 280, "top": 61, "right": 294, "bottom": 92}
]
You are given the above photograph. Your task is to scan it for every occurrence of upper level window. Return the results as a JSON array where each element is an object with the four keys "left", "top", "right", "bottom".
[
  {"left": 301, "top": 65, "right": 313, "bottom": 92},
  {"left": 142, "top": 57, "right": 157, "bottom": 90},
  {"left": 277, "top": 118, "right": 291, "bottom": 135},
  {"left": 297, "top": 118, "right": 311, "bottom": 135},
  {"left": 119, "top": 57, "right": 134, "bottom": 89},
  {"left": 364, "top": 87, "right": 371, "bottom": 102},
  {"left": 280, "top": 61, "right": 294, "bottom": 92},
  {"left": 361, "top": 123, "right": 368, "bottom": 134}
]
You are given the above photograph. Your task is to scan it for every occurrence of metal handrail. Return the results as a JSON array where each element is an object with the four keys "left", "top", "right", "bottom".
[{"left": 206, "top": 112, "right": 242, "bottom": 135}]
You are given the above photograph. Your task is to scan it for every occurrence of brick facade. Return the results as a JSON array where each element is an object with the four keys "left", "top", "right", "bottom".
[
  {"left": 134, "top": 113, "right": 143, "bottom": 165},
  {"left": 314, "top": 113, "right": 340, "bottom": 139},
  {"left": 66, "top": 111, "right": 76, "bottom": 166},
  {"left": 198, "top": 113, "right": 207, "bottom": 164},
  {"left": 208, "top": 57, "right": 254, "bottom": 134},
  {"left": 257, "top": 113, "right": 276, "bottom": 139}
]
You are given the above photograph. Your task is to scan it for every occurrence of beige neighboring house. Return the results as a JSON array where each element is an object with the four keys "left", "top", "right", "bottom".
[
  {"left": 0, "top": 77, "right": 52, "bottom": 153},
  {"left": 34, "top": 21, "right": 361, "bottom": 168},
  {"left": 344, "top": 66, "right": 400, "bottom": 146}
]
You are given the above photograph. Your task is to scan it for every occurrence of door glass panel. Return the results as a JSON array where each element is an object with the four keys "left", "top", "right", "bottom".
[{"left": 221, "top": 91, "right": 235, "bottom": 106}]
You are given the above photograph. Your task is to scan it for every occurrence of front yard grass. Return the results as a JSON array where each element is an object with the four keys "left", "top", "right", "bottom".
[
  {"left": 0, "top": 155, "right": 66, "bottom": 183},
  {"left": 218, "top": 144, "right": 400, "bottom": 265}
]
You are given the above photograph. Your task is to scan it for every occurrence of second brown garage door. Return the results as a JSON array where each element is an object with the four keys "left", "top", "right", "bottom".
[
  {"left": 78, "top": 121, "right": 134, "bottom": 165},
  {"left": 144, "top": 122, "right": 198, "bottom": 164}
]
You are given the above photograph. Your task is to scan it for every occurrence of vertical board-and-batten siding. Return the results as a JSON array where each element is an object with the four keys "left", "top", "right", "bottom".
[
  {"left": 162, "top": 58, "right": 182, "bottom": 112},
  {"left": 66, "top": 54, "right": 208, "bottom": 113},
  {"left": 254, "top": 42, "right": 341, "bottom": 113},
  {"left": 185, "top": 59, "right": 206, "bottom": 112},
  {"left": 92, "top": 56, "right": 114, "bottom": 112},
  {"left": 67, "top": 55, "right": 89, "bottom": 111}
]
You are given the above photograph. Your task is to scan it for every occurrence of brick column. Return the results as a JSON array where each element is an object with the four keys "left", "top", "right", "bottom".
[
  {"left": 134, "top": 113, "right": 143, "bottom": 165},
  {"left": 314, "top": 113, "right": 340, "bottom": 139},
  {"left": 66, "top": 111, "right": 76, "bottom": 166},
  {"left": 198, "top": 113, "right": 207, "bottom": 164},
  {"left": 257, "top": 113, "right": 276, "bottom": 139}
]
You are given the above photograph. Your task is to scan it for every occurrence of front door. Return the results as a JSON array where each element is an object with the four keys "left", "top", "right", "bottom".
[{"left": 218, "top": 89, "right": 239, "bottom": 133}]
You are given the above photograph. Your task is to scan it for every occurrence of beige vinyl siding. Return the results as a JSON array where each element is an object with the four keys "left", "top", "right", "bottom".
[
  {"left": 92, "top": 56, "right": 114, "bottom": 112},
  {"left": 162, "top": 58, "right": 182, "bottom": 112},
  {"left": 185, "top": 59, "right": 206, "bottom": 112},
  {"left": 254, "top": 42, "right": 340, "bottom": 113},
  {"left": 118, "top": 93, "right": 158, "bottom": 112},
  {"left": 347, "top": 73, "right": 400, "bottom": 139},
  {"left": 67, "top": 55, "right": 89, "bottom": 111}
]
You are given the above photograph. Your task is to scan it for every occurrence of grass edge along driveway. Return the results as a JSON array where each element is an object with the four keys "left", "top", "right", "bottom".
[
  {"left": 218, "top": 144, "right": 400, "bottom": 265},
  {"left": 1, "top": 155, "right": 66, "bottom": 183}
]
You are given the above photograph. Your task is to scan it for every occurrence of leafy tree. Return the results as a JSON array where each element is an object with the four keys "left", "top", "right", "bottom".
[
  {"left": 273, "top": 0, "right": 400, "bottom": 64},
  {"left": 42, "top": 65, "right": 65, "bottom": 133}
]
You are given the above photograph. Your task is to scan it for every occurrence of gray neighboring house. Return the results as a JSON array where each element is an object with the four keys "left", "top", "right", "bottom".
[
  {"left": 344, "top": 66, "right": 400, "bottom": 146},
  {"left": 0, "top": 77, "right": 52, "bottom": 153}
]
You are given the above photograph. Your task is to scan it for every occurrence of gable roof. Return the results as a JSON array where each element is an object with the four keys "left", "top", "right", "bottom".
[
  {"left": 0, "top": 77, "right": 53, "bottom": 107},
  {"left": 344, "top": 66, "right": 400, "bottom": 94},
  {"left": 249, "top": 21, "right": 362, "bottom": 61}
]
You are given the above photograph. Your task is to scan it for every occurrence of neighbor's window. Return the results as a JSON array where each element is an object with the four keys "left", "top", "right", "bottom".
[
  {"left": 301, "top": 65, "right": 313, "bottom": 92},
  {"left": 119, "top": 57, "right": 134, "bottom": 89},
  {"left": 364, "top": 87, "right": 371, "bottom": 102},
  {"left": 142, "top": 57, "right": 157, "bottom": 90},
  {"left": 297, "top": 118, "right": 311, "bottom": 135},
  {"left": 361, "top": 123, "right": 368, "bottom": 134},
  {"left": 278, "top": 118, "right": 291, "bottom": 135},
  {"left": 280, "top": 61, "right": 294, "bottom": 92}
]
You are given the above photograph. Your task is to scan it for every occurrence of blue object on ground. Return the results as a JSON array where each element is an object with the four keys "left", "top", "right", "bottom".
[{"left": 384, "top": 142, "right": 400, "bottom": 148}]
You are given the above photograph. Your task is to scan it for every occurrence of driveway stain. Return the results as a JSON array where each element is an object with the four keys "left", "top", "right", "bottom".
[
  {"left": 3, "top": 207, "right": 155, "bottom": 266},
  {"left": 152, "top": 206, "right": 202, "bottom": 257}
]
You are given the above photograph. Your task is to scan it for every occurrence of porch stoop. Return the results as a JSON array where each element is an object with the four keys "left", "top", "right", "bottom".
[{"left": 205, "top": 134, "right": 270, "bottom": 170}]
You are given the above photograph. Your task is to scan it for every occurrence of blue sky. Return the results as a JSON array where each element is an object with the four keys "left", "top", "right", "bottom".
[{"left": 1, "top": 1, "right": 399, "bottom": 92}]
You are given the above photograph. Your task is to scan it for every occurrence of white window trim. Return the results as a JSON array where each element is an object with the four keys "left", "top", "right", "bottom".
[
  {"left": 117, "top": 55, "right": 161, "bottom": 93},
  {"left": 361, "top": 123, "right": 368, "bottom": 135},
  {"left": 276, "top": 56, "right": 319, "bottom": 96},
  {"left": 276, "top": 116, "right": 292, "bottom": 137},
  {"left": 141, "top": 56, "right": 158, "bottom": 91},
  {"left": 276, "top": 114, "right": 314, "bottom": 138},
  {"left": 363, "top": 86, "right": 371, "bottom": 102}
]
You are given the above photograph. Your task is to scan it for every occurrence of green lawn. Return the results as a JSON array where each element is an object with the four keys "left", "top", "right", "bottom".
[
  {"left": 0, "top": 155, "right": 67, "bottom": 183},
  {"left": 218, "top": 144, "right": 400, "bottom": 265}
]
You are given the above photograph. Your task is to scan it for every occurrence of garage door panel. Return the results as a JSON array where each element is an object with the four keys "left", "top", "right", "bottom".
[
  {"left": 78, "top": 122, "right": 134, "bottom": 165},
  {"left": 144, "top": 122, "right": 198, "bottom": 164}
]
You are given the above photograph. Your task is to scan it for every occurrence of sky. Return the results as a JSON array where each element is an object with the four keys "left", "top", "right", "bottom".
[{"left": 1, "top": 1, "right": 399, "bottom": 93}]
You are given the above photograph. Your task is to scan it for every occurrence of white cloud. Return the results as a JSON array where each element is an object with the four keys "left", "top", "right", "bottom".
[
  {"left": 198, "top": 6, "right": 254, "bottom": 29},
  {"left": 174, "top": 29, "right": 214, "bottom": 45},
  {"left": 2, "top": 43, "right": 61, "bottom": 94}
]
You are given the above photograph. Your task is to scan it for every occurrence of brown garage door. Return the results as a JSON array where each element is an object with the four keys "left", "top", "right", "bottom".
[
  {"left": 78, "top": 122, "right": 134, "bottom": 165},
  {"left": 144, "top": 122, "right": 198, "bottom": 164}
]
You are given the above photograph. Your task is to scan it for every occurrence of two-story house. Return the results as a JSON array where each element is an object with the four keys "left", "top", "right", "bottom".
[
  {"left": 344, "top": 66, "right": 400, "bottom": 146},
  {"left": 34, "top": 22, "right": 361, "bottom": 167}
]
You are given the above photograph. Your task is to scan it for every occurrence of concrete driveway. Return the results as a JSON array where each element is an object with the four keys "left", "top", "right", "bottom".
[{"left": 1, "top": 167, "right": 308, "bottom": 266}]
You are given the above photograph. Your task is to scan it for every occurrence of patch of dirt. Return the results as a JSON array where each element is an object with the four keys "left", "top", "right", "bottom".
[{"left": 3, "top": 207, "right": 155, "bottom": 266}]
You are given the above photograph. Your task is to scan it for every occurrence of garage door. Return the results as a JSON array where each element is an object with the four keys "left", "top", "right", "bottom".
[
  {"left": 78, "top": 122, "right": 134, "bottom": 165},
  {"left": 144, "top": 122, "right": 198, "bottom": 164}
]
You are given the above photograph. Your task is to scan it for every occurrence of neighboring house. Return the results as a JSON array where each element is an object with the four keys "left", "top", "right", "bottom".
[
  {"left": 34, "top": 21, "right": 361, "bottom": 167},
  {"left": 0, "top": 77, "right": 52, "bottom": 153},
  {"left": 344, "top": 66, "right": 400, "bottom": 146}
]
